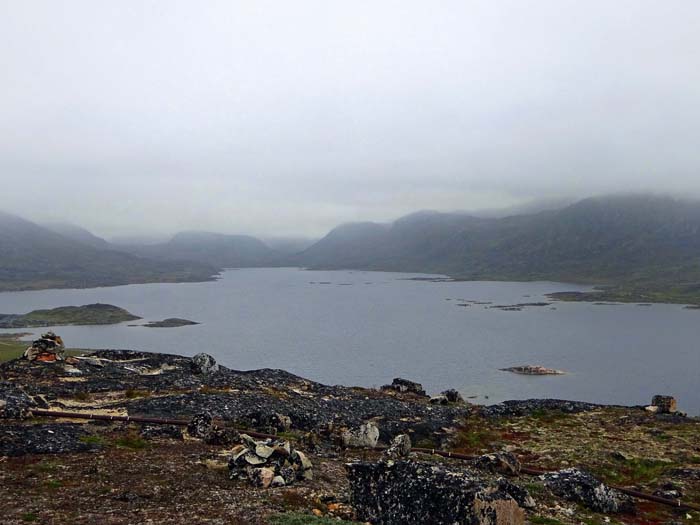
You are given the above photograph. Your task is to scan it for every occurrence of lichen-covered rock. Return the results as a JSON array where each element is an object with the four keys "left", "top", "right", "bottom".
[
  {"left": 187, "top": 411, "right": 213, "bottom": 438},
  {"left": 0, "top": 382, "right": 36, "bottom": 419},
  {"left": 384, "top": 434, "right": 412, "bottom": 459},
  {"left": 381, "top": 377, "right": 427, "bottom": 397},
  {"left": 473, "top": 452, "right": 521, "bottom": 477},
  {"left": 341, "top": 422, "right": 380, "bottom": 449},
  {"left": 346, "top": 460, "right": 525, "bottom": 525},
  {"left": 190, "top": 353, "right": 219, "bottom": 375},
  {"left": 541, "top": 468, "right": 635, "bottom": 513}
]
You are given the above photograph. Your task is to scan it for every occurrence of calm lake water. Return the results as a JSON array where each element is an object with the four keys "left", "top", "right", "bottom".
[{"left": 1, "top": 268, "right": 698, "bottom": 414}]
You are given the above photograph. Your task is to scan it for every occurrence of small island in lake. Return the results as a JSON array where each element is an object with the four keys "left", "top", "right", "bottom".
[
  {"left": 500, "top": 365, "right": 566, "bottom": 375},
  {"left": 0, "top": 303, "right": 140, "bottom": 328},
  {"left": 141, "top": 318, "right": 200, "bottom": 328}
]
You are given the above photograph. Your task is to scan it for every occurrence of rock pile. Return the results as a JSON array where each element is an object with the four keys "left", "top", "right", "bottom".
[
  {"left": 228, "top": 434, "right": 313, "bottom": 488},
  {"left": 346, "top": 460, "right": 528, "bottom": 525},
  {"left": 541, "top": 468, "right": 635, "bottom": 513}
]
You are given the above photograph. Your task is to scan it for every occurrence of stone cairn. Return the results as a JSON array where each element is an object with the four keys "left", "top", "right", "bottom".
[{"left": 228, "top": 433, "right": 313, "bottom": 488}]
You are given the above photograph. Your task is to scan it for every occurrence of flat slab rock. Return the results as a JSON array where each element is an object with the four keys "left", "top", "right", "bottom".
[{"left": 346, "top": 460, "right": 527, "bottom": 525}]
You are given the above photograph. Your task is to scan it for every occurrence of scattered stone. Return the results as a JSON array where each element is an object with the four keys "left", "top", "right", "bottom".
[
  {"left": 346, "top": 460, "right": 525, "bottom": 525},
  {"left": 381, "top": 377, "right": 427, "bottom": 397},
  {"left": 541, "top": 468, "right": 635, "bottom": 513},
  {"left": 341, "top": 422, "right": 380, "bottom": 449},
  {"left": 651, "top": 395, "right": 677, "bottom": 414},
  {"left": 139, "top": 424, "right": 184, "bottom": 440},
  {"left": 384, "top": 434, "right": 411, "bottom": 459},
  {"left": 473, "top": 452, "right": 521, "bottom": 477},
  {"left": 190, "top": 353, "right": 219, "bottom": 375}
]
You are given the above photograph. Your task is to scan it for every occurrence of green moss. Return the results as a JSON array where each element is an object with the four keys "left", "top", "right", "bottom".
[
  {"left": 269, "top": 512, "right": 360, "bottom": 525},
  {"left": 114, "top": 435, "right": 149, "bottom": 450},
  {"left": 530, "top": 517, "right": 566, "bottom": 525},
  {"left": 79, "top": 435, "right": 105, "bottom": 446},
  {"left": 21, "top": 513, "right": 38, "bottom": 522}
]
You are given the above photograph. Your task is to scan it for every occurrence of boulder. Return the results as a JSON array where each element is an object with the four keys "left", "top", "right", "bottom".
[
  {"left": 381, "top": 378, "right": 427, "bottom": 397},
  {"left": 384, "top": 434, "right": 412, "bottom": 459},
  {"left": 541, "top": 468, "right": 635, "bottom": 513},
  {"left": 429, "top": 394, "right": 449, "bottom": 405},
  {"left": 651, "top": 395, "right": 677, "bottom": 414},
  {"left": 442, "top": 389, "right": 464, "bottom": 403},
  {"left": 187, "top": 411, "right": 213, "bottom": 438},
  {"left": 341, "top": 422, "right": 380, "bottom": 449},
  {"left": 346, "top": 460, "right": 525, "bottom": 525},
  {"left": 190, "top": 353, "right": 219, "bottom": 375},
  {"left": 473, "top": 452, "right": 521, "bottom": 477}
]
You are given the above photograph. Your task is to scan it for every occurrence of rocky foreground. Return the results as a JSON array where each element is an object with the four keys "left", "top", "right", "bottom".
[{"left": 1, "top": 351, "right": 699, "bottom": 525}]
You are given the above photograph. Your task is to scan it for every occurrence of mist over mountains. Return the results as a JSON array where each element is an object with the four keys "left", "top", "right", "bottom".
[{"left": 2, "top": 194, "right": 700, "bottom": 301}]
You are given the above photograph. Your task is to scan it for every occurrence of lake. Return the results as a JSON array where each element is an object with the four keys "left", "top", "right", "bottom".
[{"left": 1, "top": 268, "right": 698, "bottom": 414}]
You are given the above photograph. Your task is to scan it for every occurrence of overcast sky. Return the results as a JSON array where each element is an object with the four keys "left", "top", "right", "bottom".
[{"left": 1, "top": 1, "right": 699, "bottom": 238}]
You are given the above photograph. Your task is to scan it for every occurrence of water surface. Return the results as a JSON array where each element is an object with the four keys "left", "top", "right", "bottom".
[{"left": 1, "top": 268, "right": 697, "bottom": 414}]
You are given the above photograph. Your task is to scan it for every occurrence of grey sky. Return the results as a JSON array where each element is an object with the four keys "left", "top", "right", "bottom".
[{"left": 1, "top": 1, "right": 699, "bottom": 238}]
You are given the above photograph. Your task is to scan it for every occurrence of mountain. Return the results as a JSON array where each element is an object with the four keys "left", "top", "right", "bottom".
[
  {"left": 297, "top": 195, "right": 700, "bottom": 302},
  {"left": 0, "top": 212, "right": 217, "bottom": 291},
  {"left": 43, "top": 222, "right": 110, "bottom": 250},
  {"left": 120, "top": 231, "right": 279, "bottom": 268}
]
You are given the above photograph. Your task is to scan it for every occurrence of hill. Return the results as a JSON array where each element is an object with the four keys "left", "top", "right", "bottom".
[
  {"left": 297, "top": 195, "right": 700, "bottom": 304},
  {"left": 42, "top": 222, "right": 110, "bottom": 250},
  {"left": 0, "top": 212, "right": 217, "bottom": 291},
  {"left": 121, "top": 231, "right": 280, "bottom": 268}
]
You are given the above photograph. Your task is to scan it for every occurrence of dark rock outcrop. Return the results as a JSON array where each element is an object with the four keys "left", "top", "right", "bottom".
[
  {"left": 481, "top": 399, "right": 604, "bottom": 418},
  {"left": 346, "top": 460, "right": 526, "bottom": 525},
  {"left": 0, "top": 381, "right": 36, "bottom": 419},
  {"left": 541, "top": 468, "right": 635, "bottom": 513},
  {"left": 381, "top": 377, "right": 427, "bottom": 398},
  {"left": 0, "top": 423, "right": 100, "bottom": 456}
]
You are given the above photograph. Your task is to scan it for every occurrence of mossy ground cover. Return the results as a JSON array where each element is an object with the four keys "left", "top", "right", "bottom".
[{"left": 448, "top": 408, "right": 700, "bottom": 524}]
